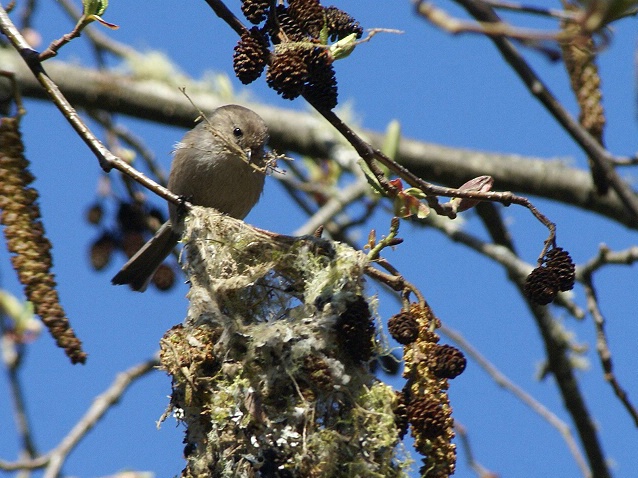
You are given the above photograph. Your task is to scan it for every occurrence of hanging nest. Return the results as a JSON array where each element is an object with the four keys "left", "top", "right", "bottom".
[{"left": 159, "top": 206, "right": 410, "bottom": 478}]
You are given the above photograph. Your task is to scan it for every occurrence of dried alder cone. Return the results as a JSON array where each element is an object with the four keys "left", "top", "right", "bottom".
[
  {"left": 235, "top": 0, "right": 364, "bottom": 109},
  {"left": 233, "top": 27, "right": 270, "bottom": 85},
  {"left": 335, "top": 295, "right": 375, "bottom": 362},
  {"left": 430, "top": 344, "right": 466, "bottom": 379},
  {"left": 394, "top": 390, "right": 410, "bottom": 439},
  {"left": 288, "top": 0, "right": 325, "bottom": 38},
  {"left": 241, "top": 0, "right": 269, "bottom": 24},
  {"left": 398, "top": 302, "right": 461, "bottom": 476},
  {"left": 388, "top": 310, "right": 419, "bottom": 345},
  {"left": 266, "top": 47, "right": 309, "bottom": 99},
  {"left": 407, "top": 397, "right": 448, "bottom": 440},
  {"left": 524, "top": 246, "right": 576, "bottom": 305}
]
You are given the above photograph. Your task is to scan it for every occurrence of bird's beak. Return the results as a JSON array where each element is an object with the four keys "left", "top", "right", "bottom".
[{"left": 248, "top": 147, "right": 266, "bottom": 164}]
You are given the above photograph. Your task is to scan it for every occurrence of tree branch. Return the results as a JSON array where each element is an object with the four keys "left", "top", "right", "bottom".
[
  {"left": 0, "top": 11, "right": 180, "bottom": 209},
  {"left": 434, "top": 0, "right": 638, "bottom": 221},
  {"left": 0, "top": 357, "right": 159, "bottom": 474},
  {"left": 422, "top": 213, "right": 610, "bottom": 478},
  {"left": 0, "top": 47, "right": 631, "bottom": 228}
]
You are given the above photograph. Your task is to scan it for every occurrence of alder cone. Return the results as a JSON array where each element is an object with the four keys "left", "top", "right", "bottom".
[
  {"left": 324, "top": 6, "right": 363, "bottom": 41},
  {"left": 335, "top": 296, "right": 375, "bottom": 362},
  {"left": 267, "top": 5, "right": 306, "bottom": 43},
  {"left": 288, "top": 0, "right": 325, "bottom": 38},
  {"left": 387, "top": 311, "right": 419, "bottom": 345},
  {"left": 266, "top": 49, "right": 309, "bottom": 100},
  {"left": 407, "top": 397, "right": 447, "bottom": 439},
  {"left": 545, "top": 247, "right": 575, "bottom": 292},
  {"left": 241, "top": 0, "right": 270, "bottom": 24},
  {"left": 304, "top": 48, "right": 338, "bottom": 110},
  {"left": 430, "top": 344, "right": 466, "bottom": 379},
  {"left": 524, "top": 266, "right": 559, "bottom": 305},
  {"left": 233, "top": 27, "right": 270, "bottom": 85}
]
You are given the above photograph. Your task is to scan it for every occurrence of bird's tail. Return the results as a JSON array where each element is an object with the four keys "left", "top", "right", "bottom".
[{"left": 111, "top": 221, "right": 179, "bottom": 292}]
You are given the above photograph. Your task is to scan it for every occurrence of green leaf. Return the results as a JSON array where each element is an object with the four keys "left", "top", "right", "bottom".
[
  {"left": 319, "top": 23, "right": 330, "bottom": 45},
  {"left": 381, "top": 120, "right": 401, "bottom": 161},
  {"left": 0, "top": 290, "right": 35, "bottom": 335},
  {"left": 83, "top": 0, "right": 108, "bottom": 17},
  {"left": 329, "top": 33, "right": 358, "bottom": 60}
]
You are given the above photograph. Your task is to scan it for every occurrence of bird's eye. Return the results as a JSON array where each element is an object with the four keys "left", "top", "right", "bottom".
[{"left": 233, "top": 127, "right": 243, "bottom": 138}]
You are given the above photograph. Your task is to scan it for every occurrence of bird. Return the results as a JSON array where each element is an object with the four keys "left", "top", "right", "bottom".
[{"left": 112, "top": 104, "right": 269, "bottom": 291}]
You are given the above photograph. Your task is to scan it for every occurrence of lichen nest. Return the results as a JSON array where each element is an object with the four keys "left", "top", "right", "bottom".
[{"left": 159, "top": 206, "right": 409, "bottom": 478}]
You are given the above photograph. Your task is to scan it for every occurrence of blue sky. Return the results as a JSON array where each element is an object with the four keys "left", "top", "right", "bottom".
[{"left": 1, "top": 1, "right": 637, "bottom": 477}]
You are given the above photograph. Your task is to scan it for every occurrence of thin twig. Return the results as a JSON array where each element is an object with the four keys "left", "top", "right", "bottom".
[
  {"left": 304, "top": 100, "right": 557, "bottom": 263},
  {"left": 442, "top": 324, "right": 591, "bottom": 477},
  {"left": 416, "top": 1, "right": 562, "bottom": 41},
  {"left": 578, "top": 244, "right": 638, "bottom": 276},
  {"left": 581, "top": 277, "right": 638, "bottom": 427},
  {"left": 202, "top": 0, "right": 249, "bottom": 36},
  {"left": 0, "top": 357, "right": 159, "bottom": 474},
  {"left": 0, "top": 7, "right": 183, "bottom": 209},
  {"left": 475, "top": 202, "right": 517, "bottom": 253},
  {"left": 54, "top": 0, "right": 138, "bottom": 59},
  {"left": 18, "top": 0, "right": 36, "bottom": 30},
  {"left": 454, "top": 421, "right": 499, "bottom": 477},
  {"left": 293, "top": 177, "right": 370, "bottom": 236},
  {"left": 481, "top": 0, "right": 578, "bottom": 20},
  {"left": 611, "top": 154, "right": 638, "bottom": 166},
  {"left": 0, "top": 314, "right": 37, "bottom": 470},
  {"left": 425, "top": 0, "right": 638, "bottom": 222},
  {"left": 578, "top": 245, "right": 638, "bottom": 426},
  {"left": 38, "top": 16, "right": 86, "bottom": 61},
  {"left": 365, "top": 260, "right": 425, "bottom": 304},
  {"left": 88, "top": 109, "right": 168, "bottom": 186}
]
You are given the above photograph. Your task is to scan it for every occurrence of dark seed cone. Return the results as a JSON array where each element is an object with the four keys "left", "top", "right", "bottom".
[
  {"left": 267, "top": 5, "right": 307, "bottom": 43},
  {"left": 90, "top": 232, "right": 117, "bottom": 271},
  {"left": 407, "top": 397, "right": 448, "bottom": 440},
  {"left": 148, "top": 207, "right": 166, "bottom": 224},
  {"left": 152, "top": 263, "right": 176, "bottom": 291},
  {"left": 394, "top": 391, "right": 410, "bottom": 439},
  {"left": 302, "top": 354, "right": 333, "bottom": 391},
  {"left": 241, "top": 0, "right": 270, "bottom": 24},
  {"left": 85, "top": 203, "right": 104, "bottom": 225},
  {"left": 304, "top": 47, "right": 338, "bottom": 110},
  {"left": 121, "top": 231, "right": 146, "bottom": 259},
  {"left": 545, "top": 247, "right": 576, "bottom": 291},
  {"left": 233, "top": 27, "right": 270, "bottom": 85},
  {"left": 430, "top": 344, "right": 466, "bottom": 379},
  {"left": 335, "top": 295, "right": 375, "bottom": 362},
  {"left": 266, "top": 48, "right": 309, "bottom": 100},
  {"left": 0, "top": 117, "right": 86, "bottom": 364},
  {"left": 387, "top": 311, "right": 419, "bottom": 345},
  {"left": 524, "top": 266, "right": 559, "bottom": 305},
  {"left": 324, "top": 6, "right": 363, "bottom": 41},
  {"left": 117, "top": 201, "right": 147, "bottom": 233},
  {"left": 288, "top": 0, "right": 325, "bottom": 38}
]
